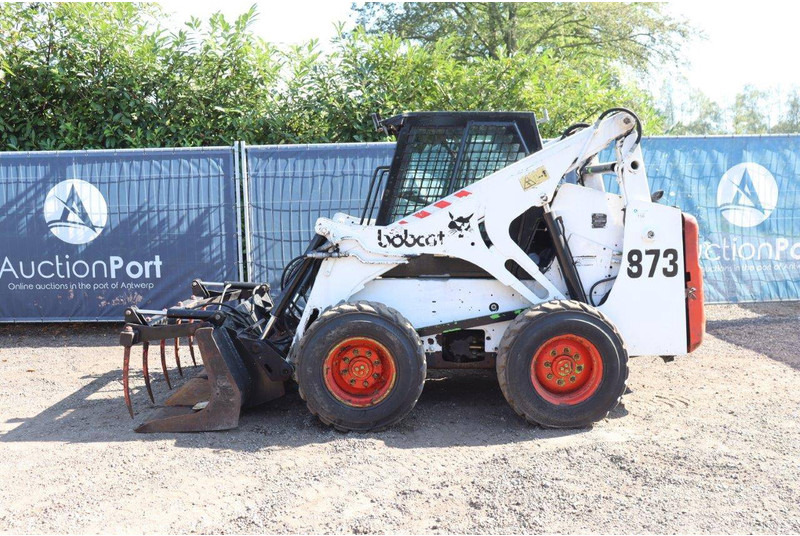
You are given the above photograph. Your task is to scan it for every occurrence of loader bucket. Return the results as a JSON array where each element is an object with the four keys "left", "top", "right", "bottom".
[{"left": 119, "top": 280, "right": 292, "bottom": 433}]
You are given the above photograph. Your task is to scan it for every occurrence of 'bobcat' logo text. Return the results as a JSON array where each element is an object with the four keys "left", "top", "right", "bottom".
[{"left": 377, "top": 229, "right": 445, "bottom": 248}]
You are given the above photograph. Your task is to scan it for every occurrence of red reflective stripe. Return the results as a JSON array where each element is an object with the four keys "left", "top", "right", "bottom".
[
  {"left": 454, "top": 190, "right": 471, "bottom": 198},
  {"left": 434, "top": 200, "right": 451, "bottom": 208},
  {"left": 683, "top": 213, "right": 705, "bottom": 353},
  {"left": 414, "top": 210, "right": 431, "bottom": 218},
  {"left": 398, "top": 220, "right": 408, "bottom": 225}
]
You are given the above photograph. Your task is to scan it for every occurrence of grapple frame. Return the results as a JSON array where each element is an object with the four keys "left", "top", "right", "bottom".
[{"left": 120, "top": 280, "right": 289, "bottom": 433}]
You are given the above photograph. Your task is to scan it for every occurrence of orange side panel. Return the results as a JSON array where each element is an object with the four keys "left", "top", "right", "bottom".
[{"left": 682, "top": 214, "right": 705, "bottom": 352}]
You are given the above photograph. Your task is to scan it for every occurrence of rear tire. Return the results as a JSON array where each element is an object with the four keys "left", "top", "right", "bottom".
[
  {"left": 294, "top": 301, "right": 426, "bottom": 432},
  {"left": 496, "top": 300, "right": 628, "bottom": 428}
]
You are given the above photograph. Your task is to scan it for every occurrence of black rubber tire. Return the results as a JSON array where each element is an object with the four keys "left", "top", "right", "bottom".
[
  {"left": 496, "top": 300, "right": 628, "bottom": 428},
  {"left": 294, "top": 301, "right": 426, "bottom": 432}
]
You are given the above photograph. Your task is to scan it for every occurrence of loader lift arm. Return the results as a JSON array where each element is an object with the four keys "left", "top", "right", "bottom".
[{"left": 296, "top": 108, "right": 648, "bottom": 341}]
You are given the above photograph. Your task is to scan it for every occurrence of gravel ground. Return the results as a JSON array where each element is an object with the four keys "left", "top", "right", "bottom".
[{"left": 0, "top": 303, "right": 799, "bottom": 534}]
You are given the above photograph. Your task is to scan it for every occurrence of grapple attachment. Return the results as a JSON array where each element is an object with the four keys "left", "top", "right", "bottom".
[{"left": 119, "top": 280, "right": 293, "bottom": 433}]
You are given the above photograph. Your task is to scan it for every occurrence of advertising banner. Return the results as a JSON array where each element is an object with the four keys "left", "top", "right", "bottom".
[
  {"left": 246, "top": 136, "right": 800, "bottom": 303},
  {"left": 2, "top": 135, "right": 797, "bottom": 322},
  {"left": 639, "top": 136, "right": 800, "bottom": 302},
  {"left": 0, "top": 147, "right": 241, "bottom": 321}
]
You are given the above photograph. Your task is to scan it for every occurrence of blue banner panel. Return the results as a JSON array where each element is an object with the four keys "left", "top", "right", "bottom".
[
  {"left": 247, "top": 136, "right": 800, "bottom": 304},
  {"left": 636, "top": 136, "right": 800, "bottom": 303},
  {"left": 0, "top": 147, "right": 241, "bottom": 321},
  {"left": 246, "top": 143, "right": 395, "bottom": 288}
]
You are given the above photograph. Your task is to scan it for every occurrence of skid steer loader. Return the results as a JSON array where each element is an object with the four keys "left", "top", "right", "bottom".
[{"left": 119, "top": 108, "right": 705, "bottom": 433}]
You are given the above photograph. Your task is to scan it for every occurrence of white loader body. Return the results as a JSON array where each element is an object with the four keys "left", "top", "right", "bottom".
[{"left": 296, "top": 111, "right": 690, "bottom": 357}]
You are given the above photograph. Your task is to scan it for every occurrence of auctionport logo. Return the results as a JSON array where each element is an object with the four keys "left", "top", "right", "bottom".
[
  {"left": 702, "top": 162, "right": 799, "bottom": 266},
  {"left": 43, "top": 179, "right": 108, "bottom": 244},
  {"left": 716, "top": 162, "right": 778, "bottom": 228},
  {"left": 2, "top": 178, "right": 162, "bottom": 291}
]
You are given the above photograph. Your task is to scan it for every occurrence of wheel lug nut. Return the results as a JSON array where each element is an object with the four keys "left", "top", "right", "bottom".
[
  {"left": 550, "top": 349, "right": 557, "bottom": 357},
  {"left": 570, "top": 376, "right": 577, "bottom": 383},
  {"left": 373, "top": 360, "right": 380, "bottom": 366},
  {"left": 557, "top": 379, "right": 565, "bottom": 386},
  {"left": 366, "top": 351, "right": 372, "bottom": 357},
  {"left": 576, "top": 365, "right": 584, "bottom": 372},
  {"left": 546, "top": 373, "right": 554, "bottom": 380},
  {"left": 574, "top": 354, "right": 581, "bottom": 361},
  {"left": 341, "top": 369, "right": 349, "bottom": 375},
  {"left": 563, "top": 347, "right": 570, "bottom": 355},
  {"left": 544, "top": 361, "right": 551, "bottom": 368},
  {"left": 363, "top": 380, "right": 369, "bottom": 387},
  {"left": 343, "top": 357, "right": 350, "bottom": 363},
  {"left": 352, "top": 349, "right": 359, "bottom": 355},
  {"left": 373, "top": 373, "right": 379, "bottom": 379},
  {"left": 349, "top": 379, "right": 356, "bottom": 385}
]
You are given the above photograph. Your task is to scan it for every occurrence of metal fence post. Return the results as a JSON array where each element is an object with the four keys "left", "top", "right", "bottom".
[
  {"left": 239, "top": 141, "right": 254, "bottom": 282},
  {"left": 233, "top": 141, "right": 245, "bottom": 282}
]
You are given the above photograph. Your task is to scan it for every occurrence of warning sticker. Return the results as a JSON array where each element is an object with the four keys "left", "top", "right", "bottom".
[{"left": 519, "top": 166, "right": 549, "bottom": 190}]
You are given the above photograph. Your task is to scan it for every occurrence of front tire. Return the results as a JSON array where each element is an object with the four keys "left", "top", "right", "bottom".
[
  {"left": 294, "top": 301, "right": 426, "bottom": 432},
  {"left": 496, "top": 300, "right": 628, "bottom": 428}
]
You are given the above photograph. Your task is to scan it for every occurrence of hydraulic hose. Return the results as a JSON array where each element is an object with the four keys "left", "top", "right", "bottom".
[
  {"left": 559, "top": 122, "right": 591, "bottom": 140},
  {"left": 598, "top": 107, "right": 642, "bottom": 144}
]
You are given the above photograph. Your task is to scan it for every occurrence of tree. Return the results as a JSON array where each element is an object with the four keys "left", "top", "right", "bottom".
[
  {"left": 352, "top": 2, "right": 694, "bottom": 69},
  {"left": 270, "top": 28, "right": 664, "bottom": 142},
  {"left": 0, "top": 3, "right": 280, "bottom": 150},
  {"left": 0, "top": 3, "right": 669, "bottom": 150},
  {"left": 772, "top": 90, "right": 800, "bottom": 134},
  {"left": 731, "top": 86, "right": 769, "bottom": 135},
  {"left": 664, "top": 88, "right": 725, "bottom": 135}
]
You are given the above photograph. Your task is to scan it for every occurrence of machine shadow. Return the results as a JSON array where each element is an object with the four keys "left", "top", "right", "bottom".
[
  {"left": 707, "top": 304, "right": 800, "bottom": 371},
  {"left": 0, "top": 368, "right": 590, "bottom": 450},
  {"left": 0, "top": 323, "right": 122, "bottom": 349}
]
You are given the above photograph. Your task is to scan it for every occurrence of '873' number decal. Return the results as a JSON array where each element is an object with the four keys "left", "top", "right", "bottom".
[{"left": 627, "top": 249, "right": 679, "bottom": 278}]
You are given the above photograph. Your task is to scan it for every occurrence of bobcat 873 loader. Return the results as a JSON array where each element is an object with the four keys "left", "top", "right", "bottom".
[{"left": 119, "top": 107, "right": 705, "bottom": 433}]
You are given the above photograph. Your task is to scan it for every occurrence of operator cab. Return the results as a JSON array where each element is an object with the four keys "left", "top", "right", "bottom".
[
  {"left": 371, "top": 111, "right": 544, "bottom": 225},
  {"left": 364, "top": 111, "right": 554, "bottom": 279}
]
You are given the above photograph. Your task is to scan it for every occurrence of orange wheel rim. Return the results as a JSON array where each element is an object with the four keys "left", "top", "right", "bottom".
[
  {"left": 530, "top": 334, "right": 603, "bottom": 405},
  {"left": 323, "top": 337, "right": 397, "bottom": 407}
]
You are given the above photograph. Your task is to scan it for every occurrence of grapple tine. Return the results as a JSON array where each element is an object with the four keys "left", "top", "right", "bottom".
[
  {"left": 188, "top": 334, "right": 197, "bottom": 366},
  {"left": 178, "top": 319, "right": 198, "bottom": 367},
  {"left": 160, "top": 339, "right": 172, "bottom": 389},
  {"left": 123, "top": 346, "right": 134, "bottom": 418},
  {"left": 142, "top": 342, "right": 154, "bottom": 403},
  {"left": 174, "top": 338, "right": 183, "bottom": 377}
]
